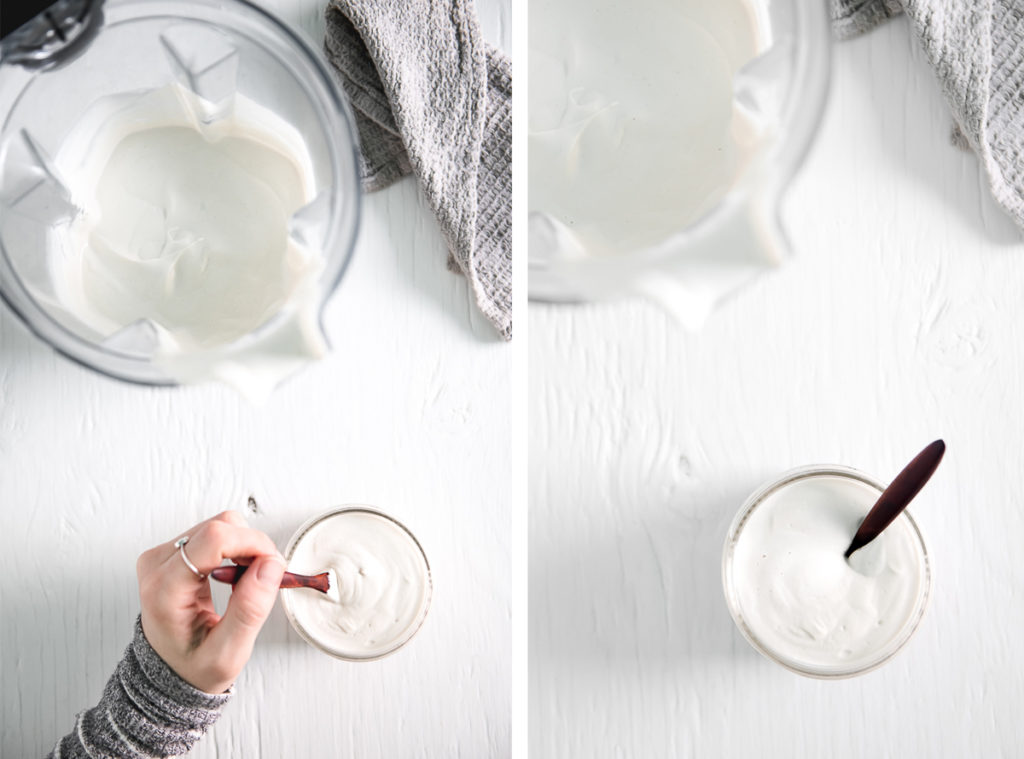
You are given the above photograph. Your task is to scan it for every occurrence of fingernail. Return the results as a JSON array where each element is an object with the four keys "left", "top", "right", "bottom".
[{"left": 257, "top": 556, "right": 287, "bottom": 585}]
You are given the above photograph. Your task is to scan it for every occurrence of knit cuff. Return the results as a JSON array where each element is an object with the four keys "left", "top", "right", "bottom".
[
  {"left": 49, "top": 617, "right": 230, "bottom": 759},
  {"left": 132, "top": 616, "right": 232, "bottom": 713}
]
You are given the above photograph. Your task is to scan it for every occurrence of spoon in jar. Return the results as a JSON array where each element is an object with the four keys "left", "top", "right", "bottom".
[
  {"left": 211, "top": 563, "right": 340, "bottom": 602},
  {"left": 845, "top": 439, "right": 946, "bottom": 559}
]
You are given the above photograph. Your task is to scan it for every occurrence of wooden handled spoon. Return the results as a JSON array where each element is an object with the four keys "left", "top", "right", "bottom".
[
  {"left": 210, "top": 563, "right": 333, "bottom": 594},
  {"left": 845, "top": 439, "right": 946, "bottom": 559}
]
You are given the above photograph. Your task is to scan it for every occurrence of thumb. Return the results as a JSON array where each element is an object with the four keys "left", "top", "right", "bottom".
[{"left": 206, "top": 555, "right": 286, "bottom": 668}]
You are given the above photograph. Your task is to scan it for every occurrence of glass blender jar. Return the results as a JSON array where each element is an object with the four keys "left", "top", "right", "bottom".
[
  {"left": 528, "top": 0, "right": 830, "bottom": 328},
  {"left": 0, "top": 0, "right": 361, "bottom": 388}
]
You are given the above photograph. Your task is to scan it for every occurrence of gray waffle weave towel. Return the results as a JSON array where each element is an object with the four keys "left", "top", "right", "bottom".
[
  {"left": 325, "top": 0, "right": 512, "bottom": 340},
  {"left": 833, "top": 0, "right": 1024, "bottom": 231}
]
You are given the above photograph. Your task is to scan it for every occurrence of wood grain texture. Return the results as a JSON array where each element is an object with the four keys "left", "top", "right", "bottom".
[
  {"left": 0, "top": 2, "right": 512, "bottom": 757},
  {"left": 530, "top": 18, "right": 1024, "bottom": 759}
]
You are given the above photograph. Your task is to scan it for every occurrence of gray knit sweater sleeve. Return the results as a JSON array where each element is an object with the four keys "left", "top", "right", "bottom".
[{"left": 46, "top": 617, "right": 230, "bottom": 758}]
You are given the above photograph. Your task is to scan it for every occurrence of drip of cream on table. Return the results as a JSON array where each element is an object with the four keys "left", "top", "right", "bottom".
[
  {"left": 529, "top": 0, "right": 772, "bottom": 256},
  {"left": 49, "top": 83, "right": 325, "bottom": 400},
  {"left": 731, "top": 475, "right": 928, "bottom": 672},
  {"left": 286, "top": 510, "right": 431, "bottom": 659}
]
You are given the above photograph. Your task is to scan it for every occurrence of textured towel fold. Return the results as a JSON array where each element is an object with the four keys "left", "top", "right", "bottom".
[
  {"left": 325, "top": 0, "right": 512, "bottom": 340},
  {"left": 833, "top": 0, "right": 1024, "bottom": 232}
]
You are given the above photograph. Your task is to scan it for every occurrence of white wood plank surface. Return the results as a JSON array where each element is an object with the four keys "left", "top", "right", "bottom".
[
  {"left": 529, "top": 17, "right": 1024, "bottom": 758},
  {"left": 0, "top": 2, "right": 512, "bottom": 757}
]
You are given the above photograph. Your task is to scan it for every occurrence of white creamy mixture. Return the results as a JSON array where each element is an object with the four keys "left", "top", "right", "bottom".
[
  {"left": 731, "top": 475, "right": 927, "bottom": 672},
  {"left": 51, "top": 84, "right": 325, "bottom": 399},
  {"left": 287, "top": 510, "right": 431, "bottom": 659},
  {"left": 529, "top": 0, "right": 770, "bottom": 256}
]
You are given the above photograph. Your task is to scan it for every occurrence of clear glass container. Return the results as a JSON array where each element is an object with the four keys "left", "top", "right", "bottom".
[
  {"left": 0, "top": 0, "right": 361, "bottom": 385},
  {"left": 281, "top": 506, "right": 432, "bottom": 662},
  {"left": 722, "top": 465, "right": 931, "bottom": 679},
  {"left": 528, "top": 0, "right": 831, "bottom": 313}
]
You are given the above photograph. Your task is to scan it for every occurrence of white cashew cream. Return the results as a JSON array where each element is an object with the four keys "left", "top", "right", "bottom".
[
  {"left": 727, "top": 472, "right": 929, "bottom": 675},
  {"left": 529, "top": 0, "right": 772, "bottom": 256},
  {"left": 49, "top": 83, "right": 326, "bottom": 400},
  {"left": 285, "top": 509, "right": 431, "bottom": 660}
]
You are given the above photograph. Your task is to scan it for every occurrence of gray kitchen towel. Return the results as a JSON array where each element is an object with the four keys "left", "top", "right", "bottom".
[
  {"left": 324, "top": 0, "right": 512, "bottom": 340},
  {"left": 832, "top": 0, "right": 1024, "bottom": 231}
]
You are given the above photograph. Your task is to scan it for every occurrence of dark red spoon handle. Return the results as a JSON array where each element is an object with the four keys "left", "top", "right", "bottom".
[
  {"left": 210, "top": 564, "right": 330, "bottom": 593},
  {"left": 845, "top": 439, "right": 945, "bottom": 559}
]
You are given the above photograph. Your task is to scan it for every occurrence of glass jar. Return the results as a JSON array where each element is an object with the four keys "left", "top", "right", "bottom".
[
  {"left": 282, "top": 506, "right": 432, "bottom": 662},
  {"left": 722, "top": 465, "right": 931, "bottom": 678}
]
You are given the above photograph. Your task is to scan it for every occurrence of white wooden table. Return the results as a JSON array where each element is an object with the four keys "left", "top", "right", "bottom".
[
  {"left": 530, "top": 17, "right": 1024, "bottom": 758},
  {"left": 0, "top": 1, "right": 512, "bottom": 757}
]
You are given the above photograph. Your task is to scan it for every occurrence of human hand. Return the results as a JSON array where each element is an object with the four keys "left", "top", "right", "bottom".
[{"left": 136, "top": 511, "right": 287, "bottom": 694}]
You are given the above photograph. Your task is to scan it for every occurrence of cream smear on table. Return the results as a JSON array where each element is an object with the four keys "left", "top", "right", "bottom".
[
  {"left": 731, "top": 475, "right": 927, "bottom": 672},
  {"left": 287, "top": 510, "right": 431, "bottom": 659},
  {"left": 529, "top": 0, "right": 771, "bottom": 256},
  {"left": 50, "top": 84, "right": 325, "bottom": 399}
]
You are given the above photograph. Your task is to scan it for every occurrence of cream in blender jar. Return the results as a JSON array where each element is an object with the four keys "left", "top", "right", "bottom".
[
  {"left": 55, "top": 83, "right": 324, "bottom": 395},
  {"left": 528, "top": 0, "right": 772, "bottom": 256},
  {"left": 0, "top": 0, "right": 360, "bottom": 398}
]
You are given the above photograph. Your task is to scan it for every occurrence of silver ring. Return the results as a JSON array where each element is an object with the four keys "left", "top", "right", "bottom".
[{"left": 174, "top": 536, "right": 206, "bottom": 580}]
